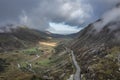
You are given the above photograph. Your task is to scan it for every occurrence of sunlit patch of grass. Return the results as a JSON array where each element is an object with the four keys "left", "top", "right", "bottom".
[{"left": 39, "top": 41, "right": 57, "bottom": 47}]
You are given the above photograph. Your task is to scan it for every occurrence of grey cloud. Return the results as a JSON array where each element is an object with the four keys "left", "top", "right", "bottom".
[
  {"left": 82, "top": 0, "right": 120, "bottom": 21},
  {"left": 0, "top": 0, "right": 120, "bottom": 32},
  {"left": 0, "top": 0, "right": 93, "bottom": 30},
  {"left": 0, "top": 0, "right": 40, "bottom": 22},
  {"left": 24, "top": 0, "right": 93, "bottom": 30}
]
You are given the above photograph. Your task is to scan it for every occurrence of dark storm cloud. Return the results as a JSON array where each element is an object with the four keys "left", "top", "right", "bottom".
[
  {"left": 0, "top": 0, "right": 40, "bottom": 22},
  {"left": 0, "top": 0, "right": 120, "bottom": 31}
]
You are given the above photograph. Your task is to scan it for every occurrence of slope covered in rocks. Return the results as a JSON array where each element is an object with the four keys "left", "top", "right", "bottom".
[{"left": 70, "top": 6, "right": 120, "bottom": 80}]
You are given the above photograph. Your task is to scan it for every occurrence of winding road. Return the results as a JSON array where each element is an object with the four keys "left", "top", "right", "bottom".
[
  {"left": 66, "top": 47, "right": 81, "bottom": 80},
  {"left": 71, "top": 50, "right": 81, "bottom": 80}
]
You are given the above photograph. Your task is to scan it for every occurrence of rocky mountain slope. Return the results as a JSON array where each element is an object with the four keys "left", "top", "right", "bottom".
[{"left": 70, "top": 6, "right": 120, "bottom": 80}]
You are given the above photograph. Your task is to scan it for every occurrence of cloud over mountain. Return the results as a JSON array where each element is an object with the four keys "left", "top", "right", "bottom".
[{"left": 0, "top": 0, "right": 119, "bottom": 33}]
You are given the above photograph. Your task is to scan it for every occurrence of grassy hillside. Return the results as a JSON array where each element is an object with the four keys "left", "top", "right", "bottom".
[{"left": 0, "top": 27, "right": 50, "bottom": 52}]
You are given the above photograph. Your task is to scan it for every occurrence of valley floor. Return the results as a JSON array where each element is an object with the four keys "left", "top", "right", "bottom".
[{"left": 0, "top": 38, "right": 75, "bottom": 80}]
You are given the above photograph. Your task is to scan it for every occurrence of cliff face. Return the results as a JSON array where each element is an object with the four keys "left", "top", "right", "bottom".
[{"left": 70, "top": 11, "right": 120, "bottom": 80}]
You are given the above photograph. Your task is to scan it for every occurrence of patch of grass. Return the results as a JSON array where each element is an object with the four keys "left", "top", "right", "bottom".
[
  {"left": 37, "top": 59, "right": 51, "bottom": 66},
  {"left": 22, "top": 47, "right": 41, "bottom": 55}
]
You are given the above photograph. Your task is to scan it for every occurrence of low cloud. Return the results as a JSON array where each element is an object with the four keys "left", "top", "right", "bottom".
[{"left": 94, "top": 5, "right": 120, "bottom": 32}]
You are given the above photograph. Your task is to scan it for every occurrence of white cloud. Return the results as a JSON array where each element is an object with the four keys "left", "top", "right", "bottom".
[
  {"left": 47, "top": 22, "right": 82, "bottom": 34},
  {"left": 94, "top": 6, "right": 120, "bottom": 32},
  {"left": 19, "top": 11, "right": 29, "bottom": 25}
]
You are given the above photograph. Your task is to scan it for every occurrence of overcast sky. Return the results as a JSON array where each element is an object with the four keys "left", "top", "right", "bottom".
[{"left": 0, "top": 0, "right": 120, "bottom": 34}]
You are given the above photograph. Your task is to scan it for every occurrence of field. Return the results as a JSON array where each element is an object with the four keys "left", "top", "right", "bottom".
[
  {"left": 0, "top": 39, "right": 60, "bottom": 80},
  {"left": 0, "top": 38, "right": 74, "bottom": 80}
]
